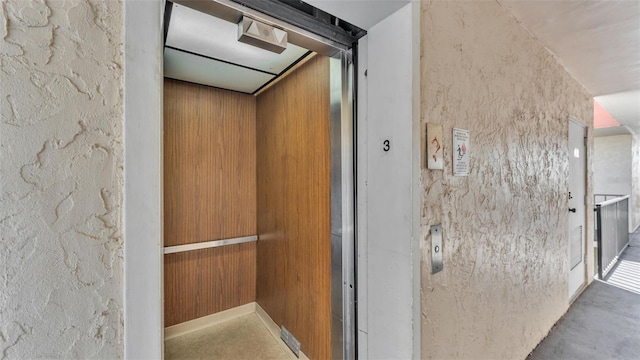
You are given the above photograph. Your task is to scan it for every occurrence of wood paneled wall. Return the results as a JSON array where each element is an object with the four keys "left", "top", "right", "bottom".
[
  {"left": 164, "top": 242, "right": 257, "bottom": 326},
  {"left": 256, "top": 55, "right": 332, "bottom": 360},
  {"left": 163, "top": 79, "right": 256, "bottom": 326},
  {"left": 164, "top": 79, "right": 256, "bottom": 247}
]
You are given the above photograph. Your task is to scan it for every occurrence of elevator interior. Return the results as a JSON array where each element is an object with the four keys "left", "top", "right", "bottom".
[{"left": 162, "top": 1, "right": 359, "bottom": 358}]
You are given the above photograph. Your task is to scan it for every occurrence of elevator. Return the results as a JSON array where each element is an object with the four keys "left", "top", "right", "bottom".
[{"left": 161, "top": 1, "right": 362, "bottom": 358}]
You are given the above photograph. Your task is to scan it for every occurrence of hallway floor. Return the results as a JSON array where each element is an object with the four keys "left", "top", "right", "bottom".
[
  {"left": 165, "top": 313, "right": 296, "bottom": 360},
  {"left": 528, "top": 228, "right": 640, "bottom": 360}
]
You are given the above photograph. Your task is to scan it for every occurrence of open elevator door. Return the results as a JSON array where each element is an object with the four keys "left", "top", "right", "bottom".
[
  {"left": 167, "top": 1, "right": 363, "bottom": 358},
  {"left": 330, "top": 50, "right": 356, "bottom": 360}
]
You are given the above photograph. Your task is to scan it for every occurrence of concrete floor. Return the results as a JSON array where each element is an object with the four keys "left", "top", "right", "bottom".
[
  {"left": 165, "top": 313, "right": 296, "bottom": 360},
  {"left": 528, "top": 228, "right": 640, "bottom": 360}
]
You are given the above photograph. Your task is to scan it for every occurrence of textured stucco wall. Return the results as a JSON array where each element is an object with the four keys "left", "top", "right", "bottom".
[
  {"left": 420, "top": 1, "right": 593, "bottom": 359},
  {"left": 0, "top": 0, "right": 123, "bottom": 357}
]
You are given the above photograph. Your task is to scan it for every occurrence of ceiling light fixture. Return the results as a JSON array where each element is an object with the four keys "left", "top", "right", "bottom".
[{"left": 238, "top": 16, "right": 288, "bottom": 54}]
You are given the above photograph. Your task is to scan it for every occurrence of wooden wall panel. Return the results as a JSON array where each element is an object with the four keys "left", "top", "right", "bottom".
[
  {"left": 164, "top": 242, "right": 257, "bottom": 326},
  {"left": 163, "top": 79, "right": 256, "bottom": 246},
  {"left": 256, "top": 55, "right": 332, "bottom": 360},
  {"left": 163, "top": 79, "right": 256, "bottom": 326}
]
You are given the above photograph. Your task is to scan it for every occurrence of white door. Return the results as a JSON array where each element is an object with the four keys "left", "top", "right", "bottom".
[{"left": 568, "top": 119, "right": 586, "bottom": 299}]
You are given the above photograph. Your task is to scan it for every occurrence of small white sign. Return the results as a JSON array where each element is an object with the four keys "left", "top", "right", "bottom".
[{"left": 452, "top": 128, "right": 470, "bottom": 176}]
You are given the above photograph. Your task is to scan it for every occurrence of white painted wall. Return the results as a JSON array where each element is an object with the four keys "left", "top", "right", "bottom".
[
  {"left": 355, "top": 35, "right": 370, "bottom": 360},
  {"left": 594, "top": 134, "right": 638, "bottom": 231},
  {"left": 123, "top": 0, "right": 164, "bottom": 358},
  {"left": 358, "top": 3, "right": 421, "bottom": 359},
  {"left": 594, "top": 135, "right": 632, "bottom": 197}
]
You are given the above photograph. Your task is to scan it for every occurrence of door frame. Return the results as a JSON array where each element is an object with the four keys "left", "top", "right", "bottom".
[
  {"left": 124, "top": 1, "right": 359, "bottom": 358},
  {"left": 568, "top": 117, "right": 588, "bottom": 302},
  {"left": 123, "top": 1, "right": 164, "bottom": 357},
  {"left": 123, "top": 1, "right": 422, "bottom": 358},
  {"left": 355, "top": 5, "right": 421, "bottom": 359},
  {"left": 330, "top": 52, "right": 357, "bottom": 359}
]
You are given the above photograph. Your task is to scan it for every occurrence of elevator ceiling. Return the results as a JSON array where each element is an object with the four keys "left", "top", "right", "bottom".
[{"left": 164, "top": 3, "right": 311, "bottom": 94}]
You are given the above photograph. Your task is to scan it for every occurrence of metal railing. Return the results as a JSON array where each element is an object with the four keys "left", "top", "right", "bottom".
[
  {"left": 595, "top": 195, "right": 630, "bottom": 279},
  {"left": 594, "top": 194, "right": 625, "bottom": 204}
]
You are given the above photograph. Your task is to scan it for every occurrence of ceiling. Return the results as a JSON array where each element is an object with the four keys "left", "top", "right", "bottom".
[
  {"left": 498, "top": 0, "right": 640, "bottom": 135},
  {"left": 303, "top": 0, "right": 640, "bottom": 136},
  {"left": 164, "top": 0, "right": 393, "bottom": 93},
  {"left": 165, "top": 0, "right": 639, "bottom": 132},
  {"left": 164, "top": 3, "right": 310, "bottom": 94},
  {"left": 304, "top": 0, "right": 409, "bottom": 30}
]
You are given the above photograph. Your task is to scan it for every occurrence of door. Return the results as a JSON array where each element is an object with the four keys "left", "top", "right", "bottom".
[{"left": 568, "top": 119, "right": 586, "bottom": 299}]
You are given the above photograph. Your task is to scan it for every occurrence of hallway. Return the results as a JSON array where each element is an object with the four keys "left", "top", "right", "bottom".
[{"left": 528, "top": 228, "right": 640, "bottom": 360}]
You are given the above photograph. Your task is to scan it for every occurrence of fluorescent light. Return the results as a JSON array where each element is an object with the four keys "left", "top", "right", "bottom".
[
  {"left": 238, "top": 16, "right": 288, "bottom": 54},
  {"left": 164, "top": 48, "right": 274, "bottom": 93},
  {"left": 166, "top": 4, "right": 307, "bottom": 74}
]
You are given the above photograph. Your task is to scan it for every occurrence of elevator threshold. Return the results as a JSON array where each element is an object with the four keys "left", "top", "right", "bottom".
[{"left": 165, "top": 303, "right": 309, "bottom": 360}]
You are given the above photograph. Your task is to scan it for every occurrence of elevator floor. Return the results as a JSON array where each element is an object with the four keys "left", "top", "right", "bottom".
[{"left": 165, "top": 313, "right": 296, "bottom": 360}]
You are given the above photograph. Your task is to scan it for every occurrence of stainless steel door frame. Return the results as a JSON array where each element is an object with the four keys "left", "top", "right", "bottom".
[{"left": 330, "top": 51, "right": 356, "bottom": 360}]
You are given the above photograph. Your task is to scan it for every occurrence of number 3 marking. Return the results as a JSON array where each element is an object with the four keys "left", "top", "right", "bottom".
[{"left": 383, "top": 139, "right": 390, "bottom": 152}]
